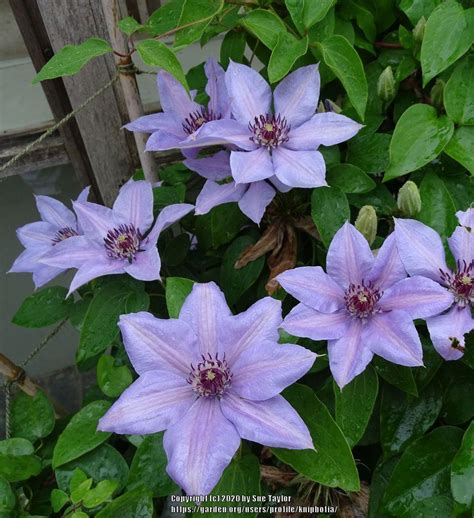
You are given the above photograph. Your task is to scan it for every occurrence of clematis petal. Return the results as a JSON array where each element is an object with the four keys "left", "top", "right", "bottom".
[
  {"left": 277, "top": 266, "right": 345, "bottom": 312},
  {"left": 35, "top": 195, "right": 75, "bottom": 229},
  {"left": 272, "top": 148, "right": 327, "bottom": 188},
  {"left": 394, "top": 218, "right": 448, "bottom": 281},
  {"left": 225, "top": 61, "right": 271, "bottom": 123},
  {"left": 183, "top": 119, "right": 256, "bottom": 151},
  {"left": 328, "top": 318, "right": 373, "bottom": 388},
  {"left": 67, "top": 256, "right": 124, "bottom": 295},
  {"left": 73, "top": 201, "right": 114, "bottom": 240},
  {"left": 426, "top": 305, "right": 474, "bottom": 361},
  {"left": 448, "top": 223, "right": 474, "bottom": 265},
  {"left": 195, "top": 180, "right": 247, "bottom": 215},
  {"left": 145, "top": 130, "right": 185, "bottom": 151},
  {"left": 113, "top": 180, "right": 153, "bottom": 232},
  {"left": 269, "top": 175, "right": 292, "bottom": 193},
  {"left": 17, "top": 221, "right": 57, "bottom": 248},
  {"left": 184, "top": 150, "right": 231, "bottom": 181},
  {"left": 238, "top": 181, "right": 275, "bottom": 224},
  {"left": 364, "top": 310, "right": 424, "bottom": 367},
  {"left": 32, "top": 264, "right": 65, "bottom": 288},
  {"left": 231, "top": 341, "right": 316, "bottom": 401},
  {"left": 9, "top": 247, "right": 49, "bottom": 273},
  {"left": 124, "top": 247, "right": 161, "bottom": 281},
  {"left": 221, "top": 393, "right": 314, "bottom": 450},
  {"left": 157, "top": 70, "right": 200, "bottom": 119},
  {"left": 205, "top": 58, "right": 229, "bottom": 117},
  {"left": 281, "top": 304, "right": 349, "bottom": 341},
  {"left": 327, "top": 222, "right": 375, "bottom": 288},
  {"left": 223, "top": 297, "right": 282, "bottom": 364},
  {"left": 39, "top": 236, "right": 101, "bottom": 269},
  {"left": 368, "top": 233, "right": 407, "bottom": 290},
  {"left": 273, "top": 65, "right": 320, "bottom": 127},
  {"left": 97, "top": 371, "right": 194, "bottom": 435},
  {"left": 179, "top": 282, "right": 232, "bottom": 357},
  {"left": 379, "top": 276, "right": 454, "bottom": 318},
  {"left": 147, "top": 203, "right": 194, "bottom": 244},
  {"left": 456, "top": 207, "right": 474, "bottom": 228},
  {"left": 230, "top": 148, "right": 274, "bottom": 183},
  {"left": 124, "top": 112, "right": 182, "bottom": 135},
  {"left": 119, "top": 312, "right": 197, "bottom": 375},
  {"left": 76, "top": 186, "right": 91, "bottom": 204},
  {"left": 164, "top": 398, "right": 240, "bottom": 496}
]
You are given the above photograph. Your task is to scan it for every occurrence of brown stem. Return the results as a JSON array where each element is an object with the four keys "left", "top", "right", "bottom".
[{"left": 0, "top": 352, "right": 38, "bottom": 397}]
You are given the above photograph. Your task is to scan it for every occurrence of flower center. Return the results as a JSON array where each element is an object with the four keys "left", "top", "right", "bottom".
[
  {"left": 51, "top": 227, "right": 78, "bottom": 245},
  {"left": 103, "top": 224, "right": 144, "bottom": 263},
  {"left": 187, "top": 353, "right": 232, "bottom": 398},
  {"left": 344, "top": 282, "right": 382, "bottom": 319},
  {"left": 182, "top": 108, "right": 221, "bottom": 135},
  {"left": 249, "top": 113, "right": 290, "bottom": 149},
  {"left": 440, "top": 260, "right": 473, "bottom": 307}
]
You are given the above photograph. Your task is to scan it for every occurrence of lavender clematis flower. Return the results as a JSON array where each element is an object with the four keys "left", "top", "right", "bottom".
[
  {"left": 39, "top": 180, "right": 193, "bottom": 295},
  {"left": 9, "top": 187, "right": 90, "bottom": 288},
  {"left": 184, "top": 62, "right": 363, "bottom": 189},
  {"left": 125, "top": 58, "right": 230, "bottom": 155},
  {"left": 277, "top": 222, "right": 454, "bottom": 388},
  {"left": 98, "top": 282, "right": 315, "bottom": 495},
  {"left": 395, "top": 211, "right": 474, "bottom": 360}
]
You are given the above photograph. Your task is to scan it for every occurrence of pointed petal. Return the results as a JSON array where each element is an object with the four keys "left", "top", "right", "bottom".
[
  {"left": 97, "top": 371, "right": 194, "bottom": 435},
  {"left": 231, "top": 341, "right": 316, "bottom": 401},
  {"left": 269, "top": 175, "right": 293, "bottom": 193},
  {"left": 225, "top": 61, "right": 271, "bottom": 123},
  {"left": 124, "top": 247, "right": 161, "bottom": 281},
  {"left": 9, "top": 247, "right": 47, "bottom": 273},
  {"left": 238, "top": 181, "right": 275, "bottom": 224},
  {"left": 147, "top": 203, "right": 194, "bottom": 243},
  {"left": 39, "top": 236, "right": 100, "bottom": 269},
  {"left": 277, "top": 266, "right": 345, "bottom": 312},
  {"left": 328, "top": 319, "right": 373, "bottom": 388},
  {"left": 195, "top": 180, "right": 246, "bottom": 215},
  {"left": 76, "top": 186, "right": 91, "bottom": 204},
  {"left": 164, "top": 398, "right": 240, "bottom": 496},
  {"left": 281, "top": 304, "right": 349, "bottom": 340},
  {"left": 273, "top": 148, "right": 327, "bottom": 188},
  {"left": 145, "top": 129, "right": 184, "bottom": 151},
  {"left": 368, "top": 233, "right": 407, "bottom": 290},
  {"left": 274, "top": 65, "right": 320, "bottom": 127},
  {"left": 113, "top": 180, "right": 153, "bottom": 231},
  {"left": 68, "top": 257, "right": 124, "bottom": 294},
  {"left": 456, "top": 207, "right": 474, "bottom": 228},
  {"left": 73, "top": 201, "right": 113, "bottom": 240},
  {"left": 427, "top": 305, "right": 474, "bottom": 360},
  {"left": 17, "top": 221, "right": 56, "bottom": 248},
  {"left": 124, "top": 112, "right": 182, "bottom": 135},
  {"left": 35, "top": 195, "right": 75, "bottom": 228},
  {"left": 157, "top": 70, "right": 199, "bottom": 119},
  {"left": 448, "top": 223, "right": 474, "bottom": 265},
  {"left": 32, "top": 264, "right": 65, "bottom": 288},
  {"left": 221, "top": 393, "right": 313, "bottom": 450},
  {"left": 231, "top": 148, "right": 274, "bottom": 183},
  {"left": 364, "top": 310, "right": 424, "bottom": 367},
  {"left": 205, "top": 58, "right": 229, "bottom": 116},
  {"left": 327, "top": 222, "right": 375, "bottom": 288},
  {"left": 184, "top": 119, "right": 255, "bottom": 150},
  {"left": 380, "top": 276, "right": 454, "bottom": 318},
  {"left": 394, "top": 218, "right": 448, "bottom": 281},
  {"left": 184, "top": 150, "right": 231, "bottom": 181},
  {"left": 119, "top": 311, "right": 197, "bottom": 375}
]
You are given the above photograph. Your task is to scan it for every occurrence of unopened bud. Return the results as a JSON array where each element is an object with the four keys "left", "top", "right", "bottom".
[
  {"left": 317, "top": 99, "right": 342, "bottom": 114},
  {"left": 397, "top": 181, "right": 422, "bottom": 217},
  {"left": 355, "top": 206, "right": 378, "bottom": 246},
  {"left": 377, "top": 66, "right": 396, "bottom": 104},
  {"left": 430, "top": 79, "right": 445, "bottom": 110},
  {"left": 413, "top": 16, "right": 426, "bottom": 43}
]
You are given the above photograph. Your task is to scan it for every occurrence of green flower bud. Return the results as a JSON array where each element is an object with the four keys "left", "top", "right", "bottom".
[
  {"left": 377, "top": 66, "right": 396, "bottom": 104},
  {"left": 397, "top": 181, "right": 422, "bottom": 217},
  {"left": 413, "top": 16, "right": 426, "bottom": 43},
  {"left": 430, "top": 79, "right": 445, "bottom": 110},
  {"left": 355, "top": 206, "right": 378, "bottom": 246}
]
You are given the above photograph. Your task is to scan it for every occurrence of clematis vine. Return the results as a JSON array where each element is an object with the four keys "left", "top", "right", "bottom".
[
  {"left": 277, "top": 222, "right": 454, "bottom": 388},
  {"left": 98, "top": 282, "right": 315, "bottom": 495},
  {"left": 395, "top": 210, "right": 474, "bottom": 360},
  {"left": 39, "top": 180, "right": 193, "bottom": 295},
  {"left": 9, "top": 187, "right": 90, "bottom": 288}
]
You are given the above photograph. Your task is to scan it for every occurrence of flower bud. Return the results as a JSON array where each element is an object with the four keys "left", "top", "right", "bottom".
[
  {"left": 377, "top": 66, "right": 396, "bottom": 104},
  {"left": 397, "top": 181, "right": 422, "bottom": 217},
  {"left": 430, "top": 79, "right": 445, "bottom": 110},
  {"left": 413, "top": 16, "right": 426, "bottom": 44},
  {"left": 355, "top": 206, "right": 378, "bottom": 246}
]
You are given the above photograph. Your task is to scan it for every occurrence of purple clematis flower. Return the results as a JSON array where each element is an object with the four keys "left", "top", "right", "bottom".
[
  {"left": 98, "top": 282, "right": 315, "bottom": 495},
  {"left": 395, "top": 210, "right": 474, "bottom": 361},
  {"left": 183, "top": 62, "right": 363, "bottom": 189},
  {"left": 9, "top": 187, "right": 90, "bottom": 288},
  {"left": 39, "top": 180, "right": 193, "bottom": 295},
  {"left": 125, "top": 58, "right": 230, "bottom": 155},
  {"left": 277, "top": 222, "right": 454, "bottom": 388}
]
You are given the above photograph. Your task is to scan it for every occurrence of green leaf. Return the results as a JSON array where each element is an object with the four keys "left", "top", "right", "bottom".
[
  {"left": 0, "top": 476, "right": 16, "bottom": 512},
  {"left": 33, "top": 38, "right": 112, "bottom": 83},
  {"left": 273, "top": 384, "right": 360, "bottom": 491},
  {"left": 444, "top": 126, "right": 474, "bottom": 175},
  {"left": 347, "top": 132, "right": 391, "bottom": 175},
  {"left": 118, "top": 17, "right": 143, "bottom": 36},
  {"left": 174, "top": 0, "right": 224, "bottom": 48},
  {"left": 52, "top": 401, "right": 112, "bottom": 469},
  {"left": 0, "top": 438, "right": 42, "bottom": 482},
  {"left": 444, "top": 55, "right": 474, "bottom": 125},
  {"left": 348, "top": 184, "right": 396, "bottom": 216},
  {"left": 327, "top": 163, "right": 376, "bottom": 193},
  {"left": 385, "top": 104, "right": 454, "bottom": 180},
  {"left": 318, "top": 36, "right": 368, "bottom": 120},
  {"left": 303, "top": 0, "right": 336, "bottom": 29},
  {"left": 195, "top": 203, "right": 247, "bottom": 250},
  {"left": 441, "top": 374, "right": 474, "bottom": 425},
  {"left": 399, "top": 0, "right": 443, "bottom": 25},
  {"left": 153, "top": 184, "right": 186, "bottom": 211},
  {"left": 165, "top": 277, "right": 194, "bottom": 318},
  {"left": 97, "top": 355, "right": 133, "bottom": 398},
  {"left": 220, "top": 235, "right": 265, "bottom": 305},
  {"left": 368, "top": 455, "right": 400, "bottom": 518},
  {"left": 12, "top": 286, "right": 72, "bottom": 328},
  {"left": 51, "top": 489, "right": 69, "bottom": 513},
  {"left": 240, "top": 9, "right": 286, "bottom": 49},
  {"left": 268, "top": 33, "right": 308, "bottom": 83},
  {"left": 95, "top": 487, "right": 153, "bottom": 518},
  {"left": 83, "top": 480, "right": 118, "bottom": 509},
  {"left": 373, "top": 357, "right": 418, "bottom": 396},
  {"left": 220, "top": 30, "right": 246, "bottom": 67},
  {"left": 400, "top": 496, "right": 454, "bottom": 518},
  {"left": 136, "top": 39, "right": 188, "bottom": 89},
  {"left": 311, "top": 186, "right": 350, "bottom": 248},
  {"left": 334, "top": 366, "right": 379, "bottom": 447},
  {"left": 10, "top": 391, "right": 55, "bottom": 443},
  {"left": 128, "top": 433, "right": 177, "bottom": 497},
  {"left": 380, "top": 382, "right": 443, "bottom": 457},
  {"left": 381, "top": 426, "right": 464, "bottom": 515},
  {"left": 451, "top": 421, "right": 474, "bottom": 508},
  {"left": 71, "top": 477, "right": 93, "bottom": 504},
  {"left": 146, "top": 0, "right": 184, "bottom": 36}
]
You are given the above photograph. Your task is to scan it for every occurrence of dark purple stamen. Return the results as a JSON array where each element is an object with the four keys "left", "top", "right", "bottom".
[
  {"left": 182, "top": 108, "right": 222, "bottom": 135},
  {"left": 249, "top": 113, "right": 290, "bottom": 149},
  {"left": 104, "top": 224, "right": 144, "bottom": 263},
  {"left": 439, "top": 260, "right": 473, "bottom": 307},
  {"left": 187, "top": 353, "right": 232, "bottom": 398},
  {"left": 52, "top": 227, "right": 78, "bottom": 245},
  {"left": 345, "top": 281, "right": 382, "bottom": 319}
]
